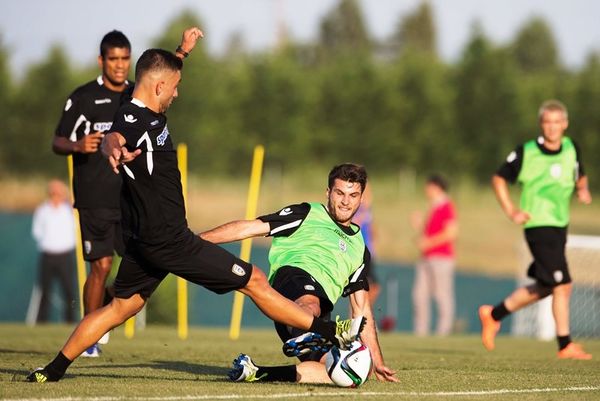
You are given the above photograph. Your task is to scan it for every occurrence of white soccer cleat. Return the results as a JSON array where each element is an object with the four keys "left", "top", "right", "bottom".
[
  {"left": 80, "top": 344, "right": 101, "bottom": 358},
  {"left": 98, "top": 331, "right": 110, "bottom": 345},
  {"left": 228, "top": 354, "right": 263, "bottom": 382}
]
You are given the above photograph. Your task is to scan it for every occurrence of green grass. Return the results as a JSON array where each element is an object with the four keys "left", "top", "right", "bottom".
[{"left": 1, "top": 324, "right": 599, "bottom": 401}]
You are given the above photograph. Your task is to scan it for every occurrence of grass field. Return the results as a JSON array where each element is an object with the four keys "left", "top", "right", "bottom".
[{"left": 1, "top": 324, "right": 599, "bottom": 401}]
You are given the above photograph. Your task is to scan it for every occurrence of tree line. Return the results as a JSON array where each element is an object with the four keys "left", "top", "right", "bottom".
[{"left": 1, "top": 0, "right": 599, "bottom": 186}]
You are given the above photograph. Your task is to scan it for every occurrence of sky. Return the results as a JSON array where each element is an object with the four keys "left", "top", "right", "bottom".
[{"left": 1, "top": 0, "right": 600, "bottom": 76}]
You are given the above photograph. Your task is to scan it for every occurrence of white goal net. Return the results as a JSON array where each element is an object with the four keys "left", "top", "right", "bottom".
[{"left": 511, "top": 234, "right": 600, "bottom": 339}]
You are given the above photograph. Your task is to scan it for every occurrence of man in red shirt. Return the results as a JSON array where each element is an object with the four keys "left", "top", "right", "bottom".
[{"left": 411, "top": 175, "right": 458, "bottom": 336}]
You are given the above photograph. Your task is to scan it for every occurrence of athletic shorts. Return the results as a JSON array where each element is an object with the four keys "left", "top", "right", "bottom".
[
  {"left": 113, "top": 229, "right": 252, "bottom": 299},
  {"left": 525, "top": 226, "right": 571, "bottom": 287},
  {"left": 78, "top": 208, "right": 125, "bottom": 261},
  {"left": 271, "top": 266, "right": 332, "bottom": 362}
]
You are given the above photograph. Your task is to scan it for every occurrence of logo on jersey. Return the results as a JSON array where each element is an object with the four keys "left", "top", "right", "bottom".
[
  {"left": 64, "top": 98, "right": 73, "bottom": 111},
  {"left": 94, "top": 98, "right": 112, "bottom": 105},
  {"left": 231, "top": 264, "right": 247, "bottom": 277},
  {"left": 550, "top": 163, "right": 562, "bottom": 179},
  {"left": 124, "top": 114, "right": 138, "bottom": 123},
  {"left": 150, "top": 120, "right": 160, "bottom": 126},
  {"left": 84, "top": 241, "right": 92, "bottom": 255},
  {"left": 339, "top": 239, "right": 347, "bottom": 252},
  {"left": 157, "top": 126, "right": 170, "bottom": 146},
  {"left": 506, "top": 151, "right": 517, "bottom": 163},
  {"left": 279, "top": 207, "right": 293, "bottom": 216},
  {"left": 93, "top": 122, "right": 113, "bottom": 132},
  {"left": 304, "top": 285, "right": 315, "bottom": 291}
]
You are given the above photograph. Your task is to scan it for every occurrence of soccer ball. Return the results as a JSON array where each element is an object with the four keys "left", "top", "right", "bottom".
[{"left": 325, "top": 341, "right": 372, "bottom": 387}]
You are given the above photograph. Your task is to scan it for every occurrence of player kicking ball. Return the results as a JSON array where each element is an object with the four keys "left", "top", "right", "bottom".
[
  {"left": 201, "top": 164, "right": 397, "bottom": 383},
  {"left": 26, "top": 42, "right": 364, "bottom": 383},
  {"left": 480, "top": 99, "right": 592, "bottom": 360}
]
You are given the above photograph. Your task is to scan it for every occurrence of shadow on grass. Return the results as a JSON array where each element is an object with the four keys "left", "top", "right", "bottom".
[{"left": 0, "top": 348, "right": 46, "bottom": 355}]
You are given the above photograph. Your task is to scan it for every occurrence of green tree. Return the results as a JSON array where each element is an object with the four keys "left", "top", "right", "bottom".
[
  {"left": 511, "top": 16, "right": 559, "bottom": 74},
  {"left": 453, "top": 25, "right": 526, "bottom": 181},
  {"left": 7, "top": 45, "right": 77, "bottom": 177},
  {"left": 389, "top": 1, "right": 437, "bottom": 57},
  {"left": 318, "top": 0, "right": 371, "bottom": 58}
]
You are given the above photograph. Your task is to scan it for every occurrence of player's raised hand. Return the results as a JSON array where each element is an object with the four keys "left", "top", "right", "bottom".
[
  {"left": 373, "top": 364, "right": 398, "bottom": 382},
  {"left": 180, "top": 27, "right": 204, "bottom": 54},
  {"left": 76, "top": 132, "right": 104, "bottom": 153},
  {"left": 101, "top": 132, "right": 141, "bottom": 174}
]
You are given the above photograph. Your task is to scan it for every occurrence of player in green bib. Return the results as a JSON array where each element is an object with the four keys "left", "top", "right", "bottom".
[
  {"left": 479, "top": 100, "right": 592, "bottom": 360},
  {"left": 201, "top": 163, "right": 397, "bottom": 383}
]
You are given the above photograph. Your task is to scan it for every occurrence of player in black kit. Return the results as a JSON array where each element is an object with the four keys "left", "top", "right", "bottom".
[
  {"left": 26, "top": 44, "right": 364, "bottom": 383},
  {"left": 51, "top": 28, "right": 203, "bottom": 357}
]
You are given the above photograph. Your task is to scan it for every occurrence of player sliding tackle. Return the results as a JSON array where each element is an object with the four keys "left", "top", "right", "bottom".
[
  {"left": 26, "top": 29, "right": 364, "bottom": 383},
  {"left": 201, "top": 164, "right": 397, "bottom": 383}
]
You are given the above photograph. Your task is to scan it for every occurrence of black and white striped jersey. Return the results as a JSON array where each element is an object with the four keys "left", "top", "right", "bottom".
[
  {"left": 55, "top": 76, "right": 129, "bottom": 208},
  {"left": 110, "top": 98, "right": 187, "bottom": 244}
]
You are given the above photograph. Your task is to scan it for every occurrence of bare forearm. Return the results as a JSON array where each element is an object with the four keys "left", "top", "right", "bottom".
[
  {"left": 52, "top": 136, "right": 78, "bottom": 155},
  {"left": 492, "top": 175, "right": 515, "bottom": 216},
  {"left": 200, "top": 219, "right": 268, "bottom": 244}
]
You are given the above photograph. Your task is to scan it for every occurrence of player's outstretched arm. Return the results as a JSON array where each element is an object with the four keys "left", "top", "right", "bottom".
[
  {"left": 200, "top": 219, "right": 270, "bottom": 244},
  {"left": 349, "top": 290, "right": 398, "bottom": 383},
  {"left": 492, "top": 174, "right": 530, "bottom": 225}
]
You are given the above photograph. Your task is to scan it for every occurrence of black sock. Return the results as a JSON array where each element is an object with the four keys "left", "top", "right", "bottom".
[
  {"left": 309, "top": 318, "right": 339, "bottom": 347},
  {"left": 256, "top": 365, "right": 297, "bottom": 382},
  {"left": 557, "top": 335, "right": 571, "bottom": 350},
  {"left": 491, "top": 302, "right": 510, "bottom": 321},
  {"left": 44, "top": 352, "right": 72, "bottom": 381}
]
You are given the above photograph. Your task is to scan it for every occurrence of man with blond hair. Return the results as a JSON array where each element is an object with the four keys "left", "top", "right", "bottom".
[{"left": 479, "top": 100, "right": 592, "bottom": 360}]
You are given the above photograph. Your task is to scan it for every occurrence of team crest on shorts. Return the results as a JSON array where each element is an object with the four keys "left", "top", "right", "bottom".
[
  {"left": 553, "top": 270, "right": 563, "bottom": 283},
  {"left": 339, "top": 239, "right": 347, "bottom": 252},
  {"left": 304, "top": 285, "right": 315, "bottom": 291},
  {"left": 84, "top": 241, "right": 92, "bottom": 255},
  {"left": 231, "top": 264, "right": 246, "bottom": 277}
]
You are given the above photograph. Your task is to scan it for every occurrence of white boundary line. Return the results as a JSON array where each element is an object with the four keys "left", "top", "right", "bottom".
[{"left": 5, "top": 385, "right": 600, "bottom": 401}]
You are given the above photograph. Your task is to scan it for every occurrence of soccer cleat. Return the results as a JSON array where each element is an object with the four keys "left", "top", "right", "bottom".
[
  {"left": 81, "top": 344, "right": 101, "bottom": 358},
  {"left": 282, "top": 315, "right": 366, "bottom": 357},
  {"left": 558, "top": 343, "right": 592, "bottom": 360},
  {"left": 228, "top": 354, "right": 265, "bottom": 382},
  {"left": 335, "top": 315, "right": 366, "bottom": 350},
  {"left": 98, "top": 331, "right": 110, "bottom": 345},
  {"left": 479, "top": 305, "right": 501, "bottom": 351},
  {"left": 26, "top": 367, "right": 55, "bottom": 383},
  {"left": 282, "top": 332, "right": 331, "bottom": 357}
]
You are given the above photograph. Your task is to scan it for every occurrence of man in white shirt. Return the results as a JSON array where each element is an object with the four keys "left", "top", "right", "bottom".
[{"left": 32, "top": 179, "right": 77, "bottom": 323}]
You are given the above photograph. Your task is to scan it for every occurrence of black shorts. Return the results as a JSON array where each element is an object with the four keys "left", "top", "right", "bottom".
[
  {"left": 78, "top": 208, "right": 125, "bottom": 261},
  {"left": 271, "top": 266, "right": 332, "bottom": 362},
  {"left": 113, "top": 229, "right": 252, "bottom": 299},
  {"left": 525, "top": 226, "right": 571, "bottom": 287}
]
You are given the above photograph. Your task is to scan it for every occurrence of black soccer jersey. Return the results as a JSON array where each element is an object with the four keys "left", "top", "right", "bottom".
[
  {"left": 55, "top": 76, "right": 130, "bottom": 209},
  {"left": 110, "top": 98, "right": 187, "bottom": 244}
]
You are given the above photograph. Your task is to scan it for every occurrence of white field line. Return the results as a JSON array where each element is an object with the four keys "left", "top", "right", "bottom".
[{"left": 4, "top": 385, "right": 600, "bottom": 401}]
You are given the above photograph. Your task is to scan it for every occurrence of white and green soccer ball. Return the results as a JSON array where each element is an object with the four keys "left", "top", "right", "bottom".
[{"left": 325, "top": 341, "right": 372, "bottom": 388}]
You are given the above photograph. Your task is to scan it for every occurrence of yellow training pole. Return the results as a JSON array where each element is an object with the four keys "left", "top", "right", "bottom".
[
  {"left": 229, "top": 145, "right": 265, "bottom": 340},
  {"left": 177, "top": 143, "right": 189, "bottom": 340},
  {"left": 67, "top": 156, "right": 87, "bottom": 319}
]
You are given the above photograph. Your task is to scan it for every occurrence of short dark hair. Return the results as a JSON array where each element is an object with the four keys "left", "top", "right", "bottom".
[
  {"left": 100, "top": 30, "right": 131, "bottom": 58},
  {"left": 328, "top": 163, "right": 368, "bottom": 192},
  {"left": 135, "top": 49, "right": 183, "bottom": 82},
  {"left": 426, "top": 174, "right": 449, "bottom": 192}
]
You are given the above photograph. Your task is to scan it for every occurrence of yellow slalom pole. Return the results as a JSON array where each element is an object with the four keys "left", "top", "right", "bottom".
[
  {"left": 229, "top": 145, "right": 265, "bottom": 340},
  {"left": 177, "top": 143, "right": 189, "bottom": 340},
  {"left": 67, "top": 156, "right": 87, "bottom": 319}
]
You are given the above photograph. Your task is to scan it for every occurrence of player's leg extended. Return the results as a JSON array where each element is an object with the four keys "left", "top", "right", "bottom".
[
  {"left": 84, "top": 256, "right": 113, "bottom": 314},
  {"left": 64, "top": 295, "right": 144, "bottom": 359},
  {"left": 229, "top": 354, "right": 329, "bottom": 383}
]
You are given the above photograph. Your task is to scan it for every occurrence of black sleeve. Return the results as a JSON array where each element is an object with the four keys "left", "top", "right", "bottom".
[
  {"left": 573, "top": 140, "right": 586, "bottom": 178},
  {"left": 111, "top": 110, "right": 145, "bottom": 151},
  {"left": 342, "top": 247, "right": 371, "bottom": 297},
  {"left": 55, "top": 89, "right": 83, "bottom": 140},
  {"left": 496, "top": 145, "right": 524, "bottom": 183},
  {"left": 257, "top": 202, "right": 310, "bottom": 237}
]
